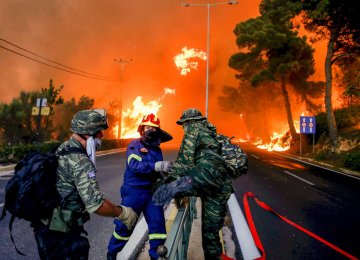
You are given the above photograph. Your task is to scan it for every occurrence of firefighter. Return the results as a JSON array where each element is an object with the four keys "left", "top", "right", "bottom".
[{"left": 107, "top": 113, "right": 173, "bottom": 260}]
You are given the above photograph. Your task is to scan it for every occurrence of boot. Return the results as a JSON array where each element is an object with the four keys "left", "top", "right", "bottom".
[{"left": 152, "top": 176, "right": 193, "bottom": 206}]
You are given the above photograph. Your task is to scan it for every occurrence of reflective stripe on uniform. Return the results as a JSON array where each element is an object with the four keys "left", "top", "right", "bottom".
[
  {"left": 127, "top": 154, "right": 142, "bottom": 164},
  {"left": 113, "top": 231, "right": 130, "bottom": 241},
  {"left": 148, "top": 233, "right": 167, "bottom": 240}
]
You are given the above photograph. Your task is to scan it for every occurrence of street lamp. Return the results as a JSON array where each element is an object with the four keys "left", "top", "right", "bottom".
[
  {"left": 114, "top": 58, "right": 133, "bottom": 139},
  {"left": 181, "top": 1, "right": 238, "bottom": 118}
]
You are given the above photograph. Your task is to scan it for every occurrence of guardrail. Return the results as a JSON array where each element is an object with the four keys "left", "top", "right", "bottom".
[{"left": 157, "top": 197, "right": 197, "bottom": 260}]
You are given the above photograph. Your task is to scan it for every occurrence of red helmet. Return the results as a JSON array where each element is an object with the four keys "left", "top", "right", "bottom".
[{"left": 137, "top": 113, "right": 160, "bottom": 133}]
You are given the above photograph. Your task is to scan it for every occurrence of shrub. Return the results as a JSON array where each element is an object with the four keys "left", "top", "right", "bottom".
[{"left": 343, "top": 150, "right": 360, "bottom": 171}]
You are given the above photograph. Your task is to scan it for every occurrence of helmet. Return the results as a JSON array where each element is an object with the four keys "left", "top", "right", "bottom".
[
  {"left": 139, "top": 113, "right": 160, "bottom": 128},
  {"left": 70, "top": 109, "right": 109, "bottom": 136},
  {"left": 176, "top": 108, "right": 206, "bottom": 125}
]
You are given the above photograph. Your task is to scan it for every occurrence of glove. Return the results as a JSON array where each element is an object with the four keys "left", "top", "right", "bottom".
[
  {"left": 116, "top": 206, "right": 138, "bottom": 230},
  {"left": 155, "top": 161, "right": 173, "bottom": 173}
]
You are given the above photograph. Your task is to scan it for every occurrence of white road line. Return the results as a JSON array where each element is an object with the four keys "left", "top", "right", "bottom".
[
  {"left": 250, "top": 154, "right": 260, "bottom": 159},
  {"left": 0, "top": 171, "right": 13, "bottom": 177},
  {"left": 284, "top": 170, "right": 315, "bottom": 186},
  {"left": 0, "top": 203, "right": 4, "bottom": 208},
  {"left": 275, "top": 152, "right": 360, "bottom": 181}
]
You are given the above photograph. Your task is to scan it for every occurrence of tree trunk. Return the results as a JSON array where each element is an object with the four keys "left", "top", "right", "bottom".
[
  {"left": 325, "top": 32, "right": 338, "bottom": 151},
  {"left": 280, "top": 78, "right": 297, "bottom": 140}
]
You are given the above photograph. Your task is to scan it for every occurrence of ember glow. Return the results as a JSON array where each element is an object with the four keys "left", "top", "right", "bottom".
[
  {"left": 112, "top": 88, "right": 175, "bottom": 139},
  {"left": 174, "top": 47, "right": 207, "bottom": 75}
]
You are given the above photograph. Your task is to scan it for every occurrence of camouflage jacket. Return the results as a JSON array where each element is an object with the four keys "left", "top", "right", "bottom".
[
  {"left": 173, "top": 120, "right": 221, "bottom": 169},
  {"left": 171, "top": 120, "right": 234, "bottom": 194},
  {"left": 56, "top": 138, "right": 104, "bottom": 213}
]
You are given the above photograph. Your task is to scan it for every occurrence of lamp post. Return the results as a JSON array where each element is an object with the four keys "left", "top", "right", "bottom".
[
  {"left": 114, "top": 58, "right": 132, "bottom": 139},
  {"left": 181, "top": 1, "right": 238, "bottom": 118}
]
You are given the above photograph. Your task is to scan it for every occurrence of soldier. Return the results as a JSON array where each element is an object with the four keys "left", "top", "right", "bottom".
[
  {"left": 107, "top": 113, "right": 173, "bottom": 260},
  {"left": 153, "top": 108, "right": 234, "bottom": 260},
  {"left": 32, "top": 109, "right": 138, "bottom": 259}
]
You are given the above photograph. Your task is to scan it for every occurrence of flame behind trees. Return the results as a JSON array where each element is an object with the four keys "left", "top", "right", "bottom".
[
  {"left": 301, "top": 0, "right": 360, "bottom": 151},
  {"left": 228, "top": 0, "right": 317, "bottom": 141}
]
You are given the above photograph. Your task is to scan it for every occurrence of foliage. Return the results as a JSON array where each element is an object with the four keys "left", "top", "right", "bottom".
[
  {"left": 301, "top": 0, "right": 360, "bottom": 150},
  {"left": 227, "top": 0, "right": 319, "bottom": 139},
  {"left": 0, "top": 79, "right": 63, "bottom": 145},
  {"left": 0, "top": 141, "right": 61, "bottom": 164},
  {"left": 54, "top": 95, "right": 94, "bottom": 141},
  {"left": 343, "top": 150, "right": 360, "bottom": 171}
]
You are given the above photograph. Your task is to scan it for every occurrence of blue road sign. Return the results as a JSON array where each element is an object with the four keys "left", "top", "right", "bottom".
[{"left": 300, "top": 116, "right": 316, "bottom": 134}]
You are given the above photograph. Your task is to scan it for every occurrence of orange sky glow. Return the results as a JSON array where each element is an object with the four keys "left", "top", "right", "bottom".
[{"left": 0, "top": 0, "right": 333, "bottom": 147}]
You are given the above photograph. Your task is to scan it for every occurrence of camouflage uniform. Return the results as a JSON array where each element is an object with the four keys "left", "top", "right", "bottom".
[
  {"left": 33, "top": 110, "right": 107, "bottom": 260},
  {"left": 171, "top": 109, "right": 234, "bottom": 260}
]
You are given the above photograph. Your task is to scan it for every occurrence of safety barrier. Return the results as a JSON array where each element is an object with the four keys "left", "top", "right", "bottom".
[{"left": 157, "top": 197, "right": 197, "bottom": 260}]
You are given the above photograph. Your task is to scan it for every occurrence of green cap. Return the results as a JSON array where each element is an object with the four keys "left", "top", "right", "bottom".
[
  {"left": 70, "top": 109, "right": 109, "bottom": 135},
  {"left": 176, "top": 108, "right": 206, "bottom": 125}
]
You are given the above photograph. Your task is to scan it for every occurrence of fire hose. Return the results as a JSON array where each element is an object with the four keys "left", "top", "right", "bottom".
[{"left": 243, "top": 192, "right": 359, "bottom": 260}]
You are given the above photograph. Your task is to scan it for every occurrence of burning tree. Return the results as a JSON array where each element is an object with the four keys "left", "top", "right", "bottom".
[
  {"left": 228, "top": 0, "right": 316, "bottom": 141},
  {"left": 301, "top": 0, "right": 360, "bottom": 151}
]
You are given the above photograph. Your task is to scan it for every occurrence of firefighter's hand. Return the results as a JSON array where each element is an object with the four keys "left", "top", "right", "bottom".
[
  {"left": 155, "top": 161, "right": 173, "bottom": 173},
  {"left": 116, "top": 206, "right": 138, "bottom": 230}
]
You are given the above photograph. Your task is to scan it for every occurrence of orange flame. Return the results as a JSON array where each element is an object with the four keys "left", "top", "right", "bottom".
[
  {"left": 174, "top": 46, "right": 207, "bottom": 75},
  {"left": 112, "top": 88, "right": 175, "bottom": 139},
  {"left": 255, "top": 130, "right": 292, "bottom": 152}
]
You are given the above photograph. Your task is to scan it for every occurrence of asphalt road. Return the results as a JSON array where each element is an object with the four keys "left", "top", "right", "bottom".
[
  {"left": 1, "top": 146, "right": 359, "bottom": 260},
  {"left": 232, "top": 143, "right": 360, "bottom": 260}
]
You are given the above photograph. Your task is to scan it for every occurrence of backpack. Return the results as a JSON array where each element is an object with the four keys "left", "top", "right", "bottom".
[
  {"left": 0, "top": 147, "right": 86, "bottom": 255},
  {"left": 207, "top": 134, "right": 248, "bottom": 179}
]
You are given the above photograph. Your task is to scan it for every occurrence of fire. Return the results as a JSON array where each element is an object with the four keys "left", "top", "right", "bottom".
[
  {"left": 174, "top": 46, "right": 207, "bottom": 75},
  {"left": 255, "top": 130, "right": 292, "bottom": 152},
  {"left": 112, "top": 88, "right": 175, "bottom": 139}
]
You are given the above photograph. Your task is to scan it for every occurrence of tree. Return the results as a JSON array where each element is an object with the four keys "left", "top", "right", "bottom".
[
  {"left": 0, "top": 79, "right": 64, "bottom": 144},
  {"left": 54, "top": 95, "right": 94, "bottom": 141},
  {"left": 228, "top": 0, "right": 316, "bottom": 140},
  {"left": 301, "top": 0, "right": 360, "bottom": 150}
]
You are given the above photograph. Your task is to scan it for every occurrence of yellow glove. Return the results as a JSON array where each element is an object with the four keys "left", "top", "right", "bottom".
[{"left": 116, "top": 206, "right": 138, "bottom": 230}]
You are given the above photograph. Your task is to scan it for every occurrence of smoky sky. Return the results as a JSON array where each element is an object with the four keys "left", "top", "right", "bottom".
[{"left": 0, "top": 0, "right": 328, "bottom": 146}]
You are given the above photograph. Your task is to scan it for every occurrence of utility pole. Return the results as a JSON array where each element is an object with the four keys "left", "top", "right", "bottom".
[{"left": 114, "top": 58, "right": 133, "bottom": 139}]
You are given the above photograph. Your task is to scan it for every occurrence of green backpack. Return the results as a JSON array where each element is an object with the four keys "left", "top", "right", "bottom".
[{"left": 208, "top": 134, "right": 248, "bottom": 179}]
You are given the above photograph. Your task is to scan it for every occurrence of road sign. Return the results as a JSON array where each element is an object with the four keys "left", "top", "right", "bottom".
[
  {"left": 300, "top": 116, "right": 316, "bottom": 134},
  {"left": 32, "top": 106, "right": 50, "bottom": 116},
  {"left": 36, "top": 98, "right": 47, "bottom": 107}
]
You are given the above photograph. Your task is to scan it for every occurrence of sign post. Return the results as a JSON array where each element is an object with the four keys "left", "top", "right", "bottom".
[
  {"left": 32, "top": 98, "right": 49, "bottom": 141},
  {"left": 299, "top": 116, "right": 316, "bottom": 157}
]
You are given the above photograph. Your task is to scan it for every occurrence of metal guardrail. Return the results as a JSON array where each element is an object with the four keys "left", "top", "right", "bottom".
[{"left": 157, "top": 197, "right": 197, "bottom": 260}]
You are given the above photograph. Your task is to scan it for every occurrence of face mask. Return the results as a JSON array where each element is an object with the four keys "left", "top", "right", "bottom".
[{"left": 143, "top": 129, "right": 158, "bottom": 142}]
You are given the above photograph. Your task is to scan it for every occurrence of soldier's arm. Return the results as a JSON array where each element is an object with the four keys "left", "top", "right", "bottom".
[{"left": 95, "top": 198, "right": 121, "bottom": 217}]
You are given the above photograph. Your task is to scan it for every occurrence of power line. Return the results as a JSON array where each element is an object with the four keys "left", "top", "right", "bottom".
[
  {"left": 0, "top": 37, "right": 119, "bottom": 81},
  {"left": 0, "top": 45, "right": 119, "bottom": 82}
]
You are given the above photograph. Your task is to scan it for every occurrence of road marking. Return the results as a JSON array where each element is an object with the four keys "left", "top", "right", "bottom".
[
  {"left": 284, "top": 170, "right": 315, "bottom": 186},
  {"left": 0, "top": 171, "right": 13, "bottom": 177},
  {"left": 275, "top": 152, "right": 360, "bottom": 181},
  {"left": 251, "top": 154, "right": 260, "bottom": 159},
  {"left": 0, "top": 203, "right": 4, "bottom": 208},
  {"left": 97, "top": 148, "right": 127, "bottom": 157}
]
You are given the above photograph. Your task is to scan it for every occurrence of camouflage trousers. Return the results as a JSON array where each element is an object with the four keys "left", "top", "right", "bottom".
[
  {"left": 33, "top": 222, "right": 90, "bottom": 260},
  {"left": 162, "top": 162, "right": 233, "bottom": 259}
]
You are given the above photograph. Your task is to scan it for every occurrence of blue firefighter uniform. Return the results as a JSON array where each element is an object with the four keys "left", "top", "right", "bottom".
[{"left": 107, "top": 139, "right": 167, "bottom": 259}]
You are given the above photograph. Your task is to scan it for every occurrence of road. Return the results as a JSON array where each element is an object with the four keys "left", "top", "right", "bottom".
[
  {"left": 0, "top": 146, "right": 359, "bottom": 259},
  {"left": 233, "top": 143, "right": 360, "bottom": 260}
]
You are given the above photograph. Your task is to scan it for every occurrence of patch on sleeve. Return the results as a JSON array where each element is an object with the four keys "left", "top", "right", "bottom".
[
  {"left": 88, "top": 171, "right": 96, "bottom": 178},
  {"left": 140, "top": 147, "right": 148, "bottom": 153}
]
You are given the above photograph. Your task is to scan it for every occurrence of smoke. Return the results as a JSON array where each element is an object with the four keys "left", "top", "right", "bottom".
[{"left": 0, "top": 0, "right": 330, "bottom": 146}]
